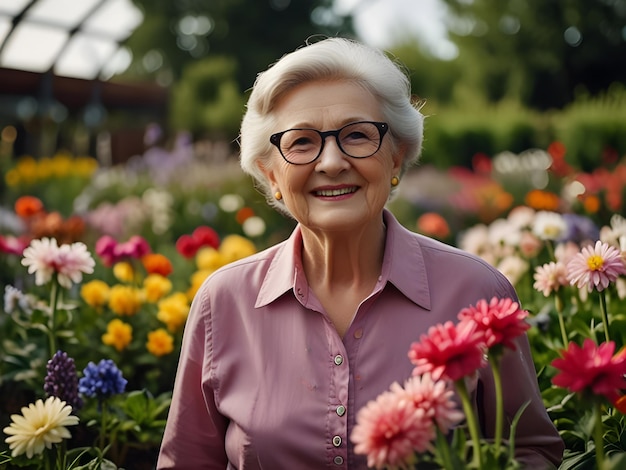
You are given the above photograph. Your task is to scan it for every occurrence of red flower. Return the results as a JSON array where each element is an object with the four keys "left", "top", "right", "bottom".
[
  {"left": 408, "top": 320, "right": 486, "bottom": 382},
  {"left": 192, "top": 226, "right": 220, "bottom": 250},
  {"left": 95, "top": 235, "right": 118, "bottom": 267},
  {"left": 175, "top": 234, "right": 199, "bottom": 259},
  {"left": 14, "top": 195, "right": 44, "bottom": 218},
  {"left": 457, "top": 297, "right": 530, "bottom": 352},
  {"left": 551, "top": 339, "right": 626, "bottom": 403}
]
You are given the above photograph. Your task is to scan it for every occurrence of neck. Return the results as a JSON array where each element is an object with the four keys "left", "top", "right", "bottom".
[{"left": 300, "top": 216, "right": 386, "bottom": 289}]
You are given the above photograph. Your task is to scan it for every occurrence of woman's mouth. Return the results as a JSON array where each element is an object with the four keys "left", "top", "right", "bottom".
[{"left": 313, "top": 186, "right": 358, "bottom": 197}]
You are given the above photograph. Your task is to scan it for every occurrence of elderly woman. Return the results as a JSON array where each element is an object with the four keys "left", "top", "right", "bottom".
[{"left": 157, "top": 37, "right": 563, "bottom": 469}]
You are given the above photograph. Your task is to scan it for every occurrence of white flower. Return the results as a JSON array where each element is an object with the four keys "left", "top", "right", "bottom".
[
  {"left": 21, "top": 238, "right": 95, "bottom": 289},
  {"left": 3, "top": 396, "right": 79, "bottom": 458},
  {"left": 532, "top": 211, "right": 567, "bottom": 241}
]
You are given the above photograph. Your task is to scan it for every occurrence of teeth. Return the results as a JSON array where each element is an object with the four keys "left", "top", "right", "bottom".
[{"left": 316, "top": 187, "right": 357, "bottom": 197}]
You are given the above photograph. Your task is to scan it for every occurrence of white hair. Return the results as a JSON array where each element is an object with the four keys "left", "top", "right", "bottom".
[{"left": 239, "top": 37, "right": 424, "bottom": 216}]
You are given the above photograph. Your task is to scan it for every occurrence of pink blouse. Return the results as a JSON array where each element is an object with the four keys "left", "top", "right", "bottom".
[{"left": 157, "top": 210, "right": 563, "bottom": 469}]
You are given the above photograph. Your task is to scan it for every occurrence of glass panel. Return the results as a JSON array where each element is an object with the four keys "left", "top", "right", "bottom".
[
  {"left": 83, "top": 0, "right": 143, "bottom": 40},
  {"left": 0, "top": 22, "right": 68, "bottom": 72},
  {"left": 0, "top": 0, "right": 32, "bottom": 16},
  {"left": 25, "top": 0, "right": 102, "bottom": 29},
  {"left": 55, "top": 33, "right": 117, "bottom": 79}
]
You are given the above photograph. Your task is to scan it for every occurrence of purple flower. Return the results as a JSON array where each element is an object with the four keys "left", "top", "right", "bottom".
[
  {"left": 78, "top": 359, "right": 127, "bottom": 401},
  {"left": 44, "top": 351, "right": 83, "bottom": 410}
]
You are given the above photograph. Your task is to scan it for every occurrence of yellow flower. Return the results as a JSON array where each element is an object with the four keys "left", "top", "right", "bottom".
[
  {"left": 146, "top": 328, "right": 174, "bottom": 356},
  {"left": 3, "top": 396, "right": 79, "bottom": 458},
  {"left": 187, "top": 269, "right": 212, "bottom": 300},
  {"left": 219, "top": 235, "right": 256, "bottom": 264},
  {"left": 80, "top": 280, "right": 110, "bottom": 308},
  {"left": 108, "top": 284, "right": 143, "bottom": 316},
  {"left": 102, "top": 318, "right": 133, "bottom": 351},
  {"left": 143, "top": 274, "right": 172, "bottom": 303},
  {"left": 113, "top": 261, "right": 136, "bottom": 283},
  {"left": 14, "top": 156, "right": 38, "bottom": 185},
  {"left": 50, "top": 153, "right": 73, "bottom": 178},
  {"left": 196, "top": 247, "right": 224, "bottom": 271},
  {"left": 157, "top": 292, "right": 189, "bottom": 332},
  {"left": 74, "top": 156, "right": 99, "bottom": 177}
]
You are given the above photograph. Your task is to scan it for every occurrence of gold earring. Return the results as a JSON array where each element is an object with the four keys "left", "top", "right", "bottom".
[
  {"left": 391, "top": 176, "right": 399, "bottom": 187},
  {"left": 274, "top": 191, "right": 282, "bottom": 200}
]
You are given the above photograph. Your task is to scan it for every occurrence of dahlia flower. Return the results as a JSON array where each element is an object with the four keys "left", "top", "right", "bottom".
[{"left": 3, "top": 396, "right": 79, "bottom": 458}]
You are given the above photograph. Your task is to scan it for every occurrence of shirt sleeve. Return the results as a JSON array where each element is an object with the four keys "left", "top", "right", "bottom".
[{"left": 156, "top": 286, "right": 229, "bottom": 469}]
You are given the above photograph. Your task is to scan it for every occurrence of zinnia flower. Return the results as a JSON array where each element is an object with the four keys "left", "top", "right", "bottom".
[
  {"left": 551, "top": 339, "right": 626, "bottom": 403},
  {"left": 408, "top": 320, "right": 486, "bottom": 382},
  {"left": 80, "top": 280, "right": 110, "bottom": 308},
  {"left": 533, "top": 261, "right": 569, "bottom": 297},
  {"left": 102, "top": 319, "right": 133, "bottom": 352},
  {"left": 44, "top": 351, "right": 83, "bottom": 410},
  {"left": 3, "top": 396, "right": 79, "bottom": 458},
  {"left": 108, "top": 284, "right": 143, "bottom": 316},
  {"left": 566, "top": 240, "right": 626, "bottom": 292},
  {"left": 79, "top": 359, "right": 127, "bottom": 400},
  {"left": 146, "top": 328, "right": 174, "bottom": 356},
  {"left": 143, "top": 274, "right": 173, "bottom": 303},
  {"left": 351, "top": 387, "right": 435, "bottom": 469},
  {"left": 395, "top": 374, "right": 464, "bottom": 433},
  {"left": 142, "top": 253, "right": 173, "bottom": 277},
  {"left": 457, "top": 297, "right": 530, "bottom": 352}
]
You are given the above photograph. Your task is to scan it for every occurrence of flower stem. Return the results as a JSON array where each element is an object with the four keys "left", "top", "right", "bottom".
[
  {"left": 489, "top": 356, "right": 504, "bottom": 456},
  {"left": 599, "top": 290, "right": 610, "bottom": 342},
  {"left": 48, "top": 279, "right": 60, "bottom": 357},
  {"left": 555, "top": 292, "right": 568, "bottom": 347},
  {"left": 455, "top": 378, "right": 483, "bottom": 468},
  {"left": 436, "top": 427, "right": 455, "bottom": 470},
  {"left": 594, "top": 400, "right": 605, "bottom": 470}
]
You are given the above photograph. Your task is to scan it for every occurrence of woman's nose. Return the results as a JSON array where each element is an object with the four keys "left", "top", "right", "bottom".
[{"left": 314, "top": 137, "right": 350, "bottom": 175}]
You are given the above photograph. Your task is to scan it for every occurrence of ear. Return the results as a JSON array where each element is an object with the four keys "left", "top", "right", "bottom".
[
  {"left": 392, "top": 143, "right": 408, "bottom": 174},
  {"left": 256, "top": 159, "right": 279, "bottom": 190}
]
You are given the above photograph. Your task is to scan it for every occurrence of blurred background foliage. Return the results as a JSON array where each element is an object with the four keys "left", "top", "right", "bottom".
[{"left": 104, "top": 0, "right": 626, "bottom": 169}]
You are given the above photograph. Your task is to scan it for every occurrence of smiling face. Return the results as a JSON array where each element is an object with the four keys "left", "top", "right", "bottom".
[{"left": 258, "top": 80, "right": 405, "bottom": 234}]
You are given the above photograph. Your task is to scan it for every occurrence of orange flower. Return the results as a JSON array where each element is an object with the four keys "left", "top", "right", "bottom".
[
  {"left": 581, "top": 195, "right": 600, "bottom": 214},
  {"left": 146, "top": 329, "right": 174, "bottom": 357},
  {"left": 142, "top": 253, "right": 173, "bottom": 277},
  {"left": 236, "top": 207, "right": 255, "bottom": 225},
  {"left": 525, "top": 189, "right": 560, "bottom": 211},
  {"left": 416, "top": 213, "right": 450, "bottom": 239},
  {"left": 14, "top": 196, "right": 44, "bottom": 218}
]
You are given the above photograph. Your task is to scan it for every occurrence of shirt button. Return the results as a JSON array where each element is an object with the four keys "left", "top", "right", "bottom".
[
  {"left": 334, "top": 456, "right": 344, "bottom": 465},
  {"left": 334, "top": 354, "right": 343, "bottom": 366},
  {"left": 336, "top": 405, "right": 346, "bottom": 416},
  {"left": 353, "top": 328, "right": 363, "bottom": 339},
  {"left": 332, "top": 435, "right": 342, "bottom": 447}
]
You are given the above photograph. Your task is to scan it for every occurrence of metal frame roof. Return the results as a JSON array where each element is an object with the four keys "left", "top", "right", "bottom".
[{"left": 0, "top": 0, "right": 143, "bottom": 80}]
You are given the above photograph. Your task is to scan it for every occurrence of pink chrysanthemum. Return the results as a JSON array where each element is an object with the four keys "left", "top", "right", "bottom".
[
  {"left": 551, "top": 339, "right": 626, "bottom": 403},
  {"left": 457, "top": 297, "right": 530, "bottom": 351},
  {"left": 21, "top": 238, "right": 95, "bottom": 288},
  {"left": 408, "top": 321, "right": 486, "bottom": 382},
  {"left": 566, "top": 240, "right": 626, "bottom": 292},
  {"left": 533, "top": 261, "right": 569, "bottom": 297},
  {"left": 351, "top": 387, "right": 435, "bottom": 469},
  {"left": 394, "top": 374, "right": 464, "bottom": 433}
]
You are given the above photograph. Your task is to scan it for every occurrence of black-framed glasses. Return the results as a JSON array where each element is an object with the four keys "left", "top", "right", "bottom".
[{"left": 269, "top": 121, "right": 389, "bottom": 165}]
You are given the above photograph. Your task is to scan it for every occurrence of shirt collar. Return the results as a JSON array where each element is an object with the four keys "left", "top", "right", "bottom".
[{"left": 255, "top": 209, "right": 431, "bottom": 310}]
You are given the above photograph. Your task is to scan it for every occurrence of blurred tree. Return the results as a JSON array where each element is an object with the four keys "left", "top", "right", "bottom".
[
  {"left": 125, "top": 0, "right": 354, "bottom": 91},
  {"left": 440, "top": 0, "right": 626, "bottom": 109},
  {"left": 122, "top": 0, "right": 354, "bottom": 138}
]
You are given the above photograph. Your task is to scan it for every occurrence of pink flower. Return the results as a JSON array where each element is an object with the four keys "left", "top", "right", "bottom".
[
  {"left": 351, "top": 387, "right": 435, "bottom": 469},
  {"left": 457, "top": 297, "right": 530, "bottom": 351},
  {"left": 21, "top": 238, "right": 95, "bottom": 288},
  {"left": 395, "top": 374, "right": 464, "bottom": 433},
  {"left": 114, "top": 235, "right": 151, "bottom": 260},
  {"left": 551, "top": 339, "right": 626, "bottom": 403},
  {"left": 566, "top": 240, "right": 626, "bottom": 292},
  {"left": 95, "top": 235, "right": 118, "bottom": 267},
  {"left": 533, "top": 261, "right": 569, "bottom": 297},
  {"left": 408, "top": 321, "right": 486, "bottom": 382}
]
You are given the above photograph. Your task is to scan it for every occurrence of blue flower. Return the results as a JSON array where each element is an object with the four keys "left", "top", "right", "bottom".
[
  {"left": 78, "top": 359, "right": 127, "bottom": 401},
  {"left": 44, "top": 350, "right": 83, "bottom": 410}
]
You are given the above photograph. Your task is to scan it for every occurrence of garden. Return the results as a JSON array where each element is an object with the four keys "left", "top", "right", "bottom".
[{"left": 0, "top": 128, "right": 625, "bottom": 468}]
